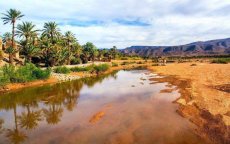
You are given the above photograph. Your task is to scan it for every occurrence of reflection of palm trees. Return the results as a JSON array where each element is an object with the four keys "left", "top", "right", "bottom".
[
  {"left": 0, "top": 118, "right": 4, "bottom": 134},
  {"left": 43, "top": 104, "right": 63, "bottom": 124},
  {"left": 6, "top": 105, "right": 27, "bottom": 144},
  {"left": 18, "top": 104, "right": 42, "bottom": 130}
]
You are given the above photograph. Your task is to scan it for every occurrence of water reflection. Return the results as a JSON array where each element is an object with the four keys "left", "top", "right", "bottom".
[{"left": 0, "top": 71, "right": 118, "bottom": 144}]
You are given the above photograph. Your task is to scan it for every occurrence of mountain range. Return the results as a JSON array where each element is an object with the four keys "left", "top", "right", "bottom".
[{"left": 121, "top": 38, "right": 230, "bottom": 57}]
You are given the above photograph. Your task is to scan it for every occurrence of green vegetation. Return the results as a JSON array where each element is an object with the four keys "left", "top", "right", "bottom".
[
  {"left": 0, "top": 63, "right": 51, "bottom": 85},
  {"left": 70, "top": 64, "right": 110, "bottom": 74},
  {"left": 1, "top": 9, "right": 121, "bottom": 67},
  {"left": 54, "top": 66, "right": 70, "bottom": 74},
  {"left": 121, "top": 61, "right": 136, "bottom": 65},
  {"left": 211, "top": 58, "right": 230, "bottom": 64},
  {"left": 70, "top": 65, "right": 94, "bottom": 72},
  {"left": 93, "top": 64, "right": 110, "bottom": 74},
  {"left": 112, "top": 62, "right": 118, "bottom": 67}
]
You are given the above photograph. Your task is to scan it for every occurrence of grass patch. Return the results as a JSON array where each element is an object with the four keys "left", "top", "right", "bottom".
[
  {"left": 70, "top": 65, "right": 94, "bottom": 72},
  {"left": 54, "top": 66, "right": 70, "bottom": 74},
  {"left": 211, "top": 58, "right": 230, "bottom": 64},
  {"left": 93, "top": 64, "right": 110, "bottom": 75}
]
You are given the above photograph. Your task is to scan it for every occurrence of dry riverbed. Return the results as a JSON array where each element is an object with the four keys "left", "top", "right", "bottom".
[{"left": 148, "top": 62, "right": 230, "bottom": 144}]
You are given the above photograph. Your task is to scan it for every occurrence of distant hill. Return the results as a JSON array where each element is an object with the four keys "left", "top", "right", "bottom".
[{"left": 121, "top": 38, "right": 230, "bottom": 57}]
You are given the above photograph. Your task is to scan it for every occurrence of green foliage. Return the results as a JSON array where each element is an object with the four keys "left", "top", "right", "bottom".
[
  {"left": 54, "top": 66, "right": 70, "bottom": 74},
  {"left": 211, "top": 58, "right": 230, "bottom": 64},
  {"left": 32, "top": 68, "right": 51, "bottom": 80},
  {"left": 0, "top": 63, "right": 51, "bottom": 85},
  {"left": 93, "top": 64, "right": 110, "bottom": 74},
  {"left": 112, "top": 62, "right": 118, "bottom": 67},
  {"left": 70, "top": 65, "right": 94, "bottom": 72},
  {"left": 70, "top": 64, "right": 110, "bottom": 74},
  {"left": 70, "top": 58, "right": 81, "bottom": 65}
]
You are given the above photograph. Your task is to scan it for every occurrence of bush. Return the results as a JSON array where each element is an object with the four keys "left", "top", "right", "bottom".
[
  {"left": 33, "top": 68, "right": 51, "bottom": 80},
  {"left": 211, "top": 58, "right": 230, "bottom": 64},
  {"left": 93, "top": 64, "right": 110, "bottom": 74},
  {"left": 71, "top": 58, "right": 81, "bottom": 65},
  {"left": 70, "top": 65, "right": 94, "bottom": 72},
  {"left": 112, "top": 62, "right": 118, "bottom": 67},
  {"left": 14, "top": 63, "right": 38, "bottom": 82},
  {"left": 0, "top": 63, "right": 51, "bottom": 86},
  {"left": 0, "top": 76, "right": 9, "bottom": 87},
  {"left": 54, "top": 66, "right": 70, "bottom": 74}
]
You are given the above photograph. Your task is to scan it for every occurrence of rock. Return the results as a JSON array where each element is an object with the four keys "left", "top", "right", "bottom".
[{"left": 177, "top": 98, "right": 187, "bottom": 105}]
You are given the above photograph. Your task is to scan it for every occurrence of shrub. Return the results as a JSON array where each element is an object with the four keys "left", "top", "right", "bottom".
[
  {"left": 112, "top": 62, "right": 118, "bottom": 67},
  {"left": 93, "top": 64, "right": 110, "bottom": 74},
  {"left": 71, "top": 58, "right": 81, "bottom": 65},
  {"left": 54, "top": 66, "right": 70, "bottom": 74},
  {"left": 0, "top": 63, "right": 51, "bottom": 85},
  {"left": 0, "top": 76, "right": 9, "bottom": 86},
  {"left": 14, "top": 63, "right": 38, "bottom": 82},
  {"left": 70, "top": 65, "right": 94, "bottom": 72},
  {"left": 33, "top": 68, "right": 51, "bottom": 80}
]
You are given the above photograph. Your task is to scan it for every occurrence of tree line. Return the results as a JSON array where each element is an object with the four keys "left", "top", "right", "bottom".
[{"left": 1, "top": 9, "right": 120, "bottom": 66}]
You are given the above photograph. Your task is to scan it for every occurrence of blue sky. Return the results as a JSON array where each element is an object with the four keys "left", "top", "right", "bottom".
[{"left": 1, "top": 0, "right": 230, "bottom": 48}]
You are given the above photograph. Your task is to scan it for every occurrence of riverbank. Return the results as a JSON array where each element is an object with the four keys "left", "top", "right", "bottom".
[
  {"left": 0, "top": 61, "right": 149, "bottom": 93},
  {"left": 147, "top": 62, "right": 230, "bottom": 144}
]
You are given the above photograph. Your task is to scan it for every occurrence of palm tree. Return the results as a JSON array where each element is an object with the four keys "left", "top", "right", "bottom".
[
  {"left": 0, "top": 119, "right": 4, "bottom": 134},
  {"left": 2, "top": 32, "right": 12, "bottom": 43},
  {"left": 20, "top": 43, "right": 41, "bottom": 63},
  {"left": 6, "top": 105, "right": 27, "bottom": 144},
  {"left": 64, "top": 31, "right": 76, "bottom": 64},
  {"left": 18, "top": 105, "right": 42, "bottom": 130},
  {"left": 42, "top": 22, "right": 60, "bottom": 44},
  {"left": 16, "top": 22, "right": 38, "bottom": 44},
  {"left": 82, "top": 42, "right": 97, "bottom": 62},
  {"left": 2, "top": 9, "right": 24, "bottom": 64},
  {"left": 110, "top": 46, "right": 117, "bottom": 59}
]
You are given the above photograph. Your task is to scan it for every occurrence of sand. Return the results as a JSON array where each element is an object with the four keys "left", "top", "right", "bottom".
[{"left": 148, "top": 62, "right": 230, "bottom": 144}]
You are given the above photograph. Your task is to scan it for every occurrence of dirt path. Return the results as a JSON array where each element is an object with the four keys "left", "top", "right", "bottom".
[{"left": 148, "top": 62, "right": 230, "bottom": 144}]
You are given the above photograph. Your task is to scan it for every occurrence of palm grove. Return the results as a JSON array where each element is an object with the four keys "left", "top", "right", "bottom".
[{"left": 1, "top": 9, "right": 119, "bottom": 66}]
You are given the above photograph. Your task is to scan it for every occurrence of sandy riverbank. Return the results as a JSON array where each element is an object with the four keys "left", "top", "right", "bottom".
[{"left": 148, "top": 62, "right": 230, "bottom": 144}]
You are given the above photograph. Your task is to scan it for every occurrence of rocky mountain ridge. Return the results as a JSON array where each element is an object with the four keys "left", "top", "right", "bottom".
[{"left": 121, "top": 38, "right": 230, "bottom": 57}]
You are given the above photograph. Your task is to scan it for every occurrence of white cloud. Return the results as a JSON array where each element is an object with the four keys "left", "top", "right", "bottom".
[{"left": 1, "top": 0, "right": 230, "bottom": 48}]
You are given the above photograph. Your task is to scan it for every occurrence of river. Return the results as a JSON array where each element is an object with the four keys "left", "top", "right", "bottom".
[{"left": 0, "top": 70, "right": 210, "bottom": 144}]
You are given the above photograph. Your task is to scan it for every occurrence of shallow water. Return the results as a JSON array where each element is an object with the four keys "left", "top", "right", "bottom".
[{"left": 0, "top": 70, "right": 209, "bottom": 144}]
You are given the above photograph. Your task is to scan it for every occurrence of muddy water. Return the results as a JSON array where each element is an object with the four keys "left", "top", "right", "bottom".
[{"left": 0, "top": 70, "right": 210, "bottom": 144}]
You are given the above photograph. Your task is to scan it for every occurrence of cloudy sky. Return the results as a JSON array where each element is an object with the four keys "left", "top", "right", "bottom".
[{"left": 0, "top": 0, "right": 230, "bottom": 48}]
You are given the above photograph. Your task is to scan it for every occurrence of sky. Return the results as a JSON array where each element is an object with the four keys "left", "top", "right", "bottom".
[{"left": 0, "top": 0, "right": 230, "bottom": 49}]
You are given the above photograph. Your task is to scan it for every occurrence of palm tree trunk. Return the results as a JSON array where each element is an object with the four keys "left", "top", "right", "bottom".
[
  {"left": 10, "top": 22, "right": 15, "bottom": 65},
  {"left": 13, "top": 105, "right": 18, "bottom": 131},
  {"left": 68, "top": 43, "right": 71, "bottom": 65}
]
